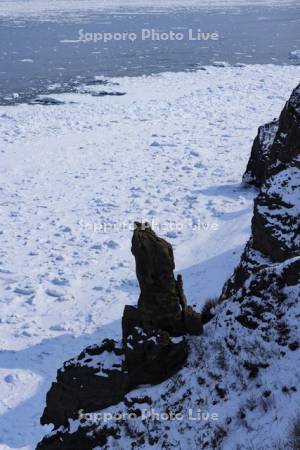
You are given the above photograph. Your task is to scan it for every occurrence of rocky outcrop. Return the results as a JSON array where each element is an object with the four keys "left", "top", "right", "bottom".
[
  {"left": 124, "top": 223, "right": 202, "bottom": 338},
  {"left": 37, "top": 224, "right": 202, "bottom": 449},
  {"left": 243, "top": 83, "right": 300, "bottom": 189},
  {"left": 223, "top": 83, "right": 300, "bottom": 298},
  {"left": 39, "top": 331, "right": 188, "bottom": 432},
  {"left": 242, "top": 118, "right": 279, "bottom": 187},
  {"left": 40, "top": 339, "right": 125, "bottom": 428}
]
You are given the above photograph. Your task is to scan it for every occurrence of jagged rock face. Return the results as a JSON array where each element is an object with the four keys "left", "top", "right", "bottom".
[
  {"left": 128, "top": 223, "right": 202, "bottom": 336},
  {"left": 243, "top": 83, "right": 300, "bottom": 187},
  {"left": 131, "top": 222, "right": 185, "bottom": 335},
  {"left": 250, "top": 83, "right": 300, "bottom": 262},
  {"left": 268, "top": 83, "right": 300, "bottom": 171},
  {"left": 242, "top": 119, "right": 278, "bottom": 187},
  {"left": 232, "top": 257, "right": 300, "bottom": 335},
  {"left": 40, "top": 339, "right": 126, "bottom": 429},
  {"left": 123, "top": 326, "right": 188, "bottom": 386},
  {"left": 39, "top": 331, "right": 187, "bottom": 434},
  {"left": 132, "top": 222, "right": 177, "bottom": 294},
  {"left": 223, "top": 83, "right": 300, "bottom": 298},
  {"left": 252, "top": 165, "right": 300, "bottom": 262}
]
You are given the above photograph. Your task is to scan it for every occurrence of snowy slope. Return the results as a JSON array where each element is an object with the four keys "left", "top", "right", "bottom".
[{"left": 0, "top": 65, "right": 299, "bottom": 449}]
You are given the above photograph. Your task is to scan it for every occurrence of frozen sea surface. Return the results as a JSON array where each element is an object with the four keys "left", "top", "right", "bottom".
[
  {"left": 0, "top": 0, "right": 299, "bottom": 18},
  {"left": 0, "top": 4, "right": 299, "bottom": 104}
]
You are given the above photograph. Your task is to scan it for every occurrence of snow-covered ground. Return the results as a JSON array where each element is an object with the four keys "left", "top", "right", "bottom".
[{"left": 0, "top": 65, "right": 299, "bottom": 449}]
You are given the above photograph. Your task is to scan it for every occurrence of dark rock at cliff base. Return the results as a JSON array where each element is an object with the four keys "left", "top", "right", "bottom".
[
  {"left": 40, "top": 330, "right": 187, "bottom": 431},
  {"left": 40, "top": 339, "right": 126, "bottom": 428},
  {"left": 38, "top": 225, "right": 200, "bottom": 447},
  {"left": 36, "top": 425, "right": 121, "bottom": 450}
]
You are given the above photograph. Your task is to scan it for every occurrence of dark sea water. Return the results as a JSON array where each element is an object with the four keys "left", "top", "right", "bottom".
[{"left": 0, "top": 5, "right": 299, "bottom": 104}]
